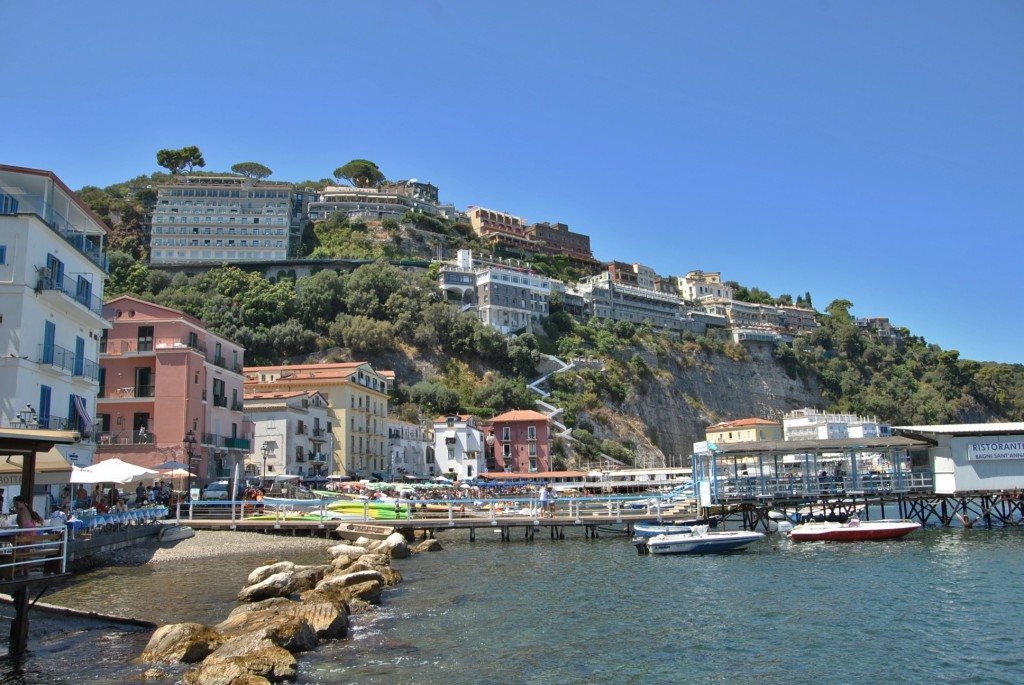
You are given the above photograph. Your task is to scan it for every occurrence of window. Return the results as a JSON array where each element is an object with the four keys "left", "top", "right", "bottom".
[
  {"left": 528, "top": 426, "right": 537, "bottom": 440},
  {"left": 502, "top": 427, "right": 511, "bottom": 441},
  {"left": 137, "top": 326, "right": 154, "bottom": 352},
  {"left": 0, "top": 245, "right": 6, "bottom": 264}
]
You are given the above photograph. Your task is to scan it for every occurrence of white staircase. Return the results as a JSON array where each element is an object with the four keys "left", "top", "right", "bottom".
[{"left": 528, "top": 354, "right": 575, "bottom": 438}]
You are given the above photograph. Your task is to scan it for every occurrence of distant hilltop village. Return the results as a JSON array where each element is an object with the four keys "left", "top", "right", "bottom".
[{"left": 145, "top": 172, "right": 903, "bottom": 346}]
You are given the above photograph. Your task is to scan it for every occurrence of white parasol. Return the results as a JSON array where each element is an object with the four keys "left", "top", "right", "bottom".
[{"left": 70, "top": 458, "right": 159, "bottom": 484}]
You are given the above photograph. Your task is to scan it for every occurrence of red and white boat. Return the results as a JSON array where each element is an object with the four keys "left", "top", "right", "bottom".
[{"left": 787, "top": 518, "right": 920, "bottom": 542}]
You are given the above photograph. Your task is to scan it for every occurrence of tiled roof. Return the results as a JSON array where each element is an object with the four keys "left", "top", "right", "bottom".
[
  {"left": 491, "top": 409, "right": 551, "bottom": 422},
  {"left": 706, "top": 417, "right": 781, "bottom": 431}
]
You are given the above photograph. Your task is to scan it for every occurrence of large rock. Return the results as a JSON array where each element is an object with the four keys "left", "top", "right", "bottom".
[
  {"left": 246, "top": 561, "right": 295, "bottom": 586},
  {"left": 216, "top": 598, "right": 346, "bottom": 642},
  {"left": 292, "top": 600, "right": 348, "bottom": 640},
  {"left": 290, "top": 565, "right": 331, "bottom": 593},
  {"left": 142, "top": 623, "right": 224, "bottom": 664},
  {"left": 185, "top": 634, "right": 295, "bottom": 684},
  {"left": 213, "top": 609, "right": 318, "bottom": 654},
  {"left": 327, "top": 543, "right": 368, "bottom": 559},
  {"left": 379, "top": 532, "right": 410, "bottom": 558},
  {"left": 238, "top": 572, "right": 294, "bottom": 602},
  {"left": 413, "top": 538, "right": 443, "bottom": 553}
]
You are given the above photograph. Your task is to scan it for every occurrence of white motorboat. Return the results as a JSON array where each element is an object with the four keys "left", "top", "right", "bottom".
[
  {"left": 634, "top": 525, "right": 764, "bottom": 555},
  {"left": 788, "top": 518, "right": 920, "bottom": 542},
  {"left": 634, "top": 517, "right": 719, "bottom": 538}
]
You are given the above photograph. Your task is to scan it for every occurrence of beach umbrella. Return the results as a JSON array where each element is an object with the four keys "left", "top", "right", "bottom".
[
  {"left": 153, "top": 460, "right": 191, "bottom": 471},
  {"left": 70, "top": 458, "right": 159, "bottom": 484}
]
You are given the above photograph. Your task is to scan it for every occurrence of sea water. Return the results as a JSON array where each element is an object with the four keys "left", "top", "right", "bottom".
[{"left": 5, "top": 527, "right": 1023, "bottom": 684}]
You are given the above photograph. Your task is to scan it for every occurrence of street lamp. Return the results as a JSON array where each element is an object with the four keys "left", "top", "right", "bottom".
[
  {"left": 261, "top": 441, "right": 273, "bottom": 487},
  {"left": 18, "top": 404, "right": 38, "bottom": 429},
  {"left": 183, "top": 429, "right": 197, "bottom": 502}
]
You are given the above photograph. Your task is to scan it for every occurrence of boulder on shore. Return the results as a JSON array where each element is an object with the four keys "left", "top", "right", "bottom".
[
  {"left": 142, "top": 623, "right": 224, "bottom": 664},
  {"left": 185, "top": 634, "right": 295, "bottom": 684}
]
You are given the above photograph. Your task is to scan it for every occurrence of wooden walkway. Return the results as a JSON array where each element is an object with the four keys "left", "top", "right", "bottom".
[{"left": 179, "top": 509, "right": 689, "bottom": 541}]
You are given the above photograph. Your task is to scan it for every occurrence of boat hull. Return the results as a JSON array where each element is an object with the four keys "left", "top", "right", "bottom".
[
  {"left": 788, "top": 519, "right": 920, "bottom": 542},
  {"left": 158, "top": 524, "right": 195, "bottom": 542},
  {"left": 638, "top": 530, "right": 764, "bottom": 555}
]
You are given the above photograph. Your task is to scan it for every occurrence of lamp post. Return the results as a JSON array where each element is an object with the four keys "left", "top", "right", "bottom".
[
  {"left": 18, "top": 404, "right": 38, "bottom": 429},
  {"left": 183, "top": 429, "right": 197, "bottom": 503},
  {"left": 261, "top": 441, "right": 273, "bottom": 487}
]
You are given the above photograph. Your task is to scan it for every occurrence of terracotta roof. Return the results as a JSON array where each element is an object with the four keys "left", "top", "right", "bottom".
[
  {"left": 706, "top": 417, "right": 781, "bottom": 431},
  {"left": 491, "top": 409, "right": 551, "bottom": 422},
  {"left": 433, "top": 414, "right": 473, "bottom": 423},
  {"left": 244, "top": 391, "right": 308, "bottom": 400}
]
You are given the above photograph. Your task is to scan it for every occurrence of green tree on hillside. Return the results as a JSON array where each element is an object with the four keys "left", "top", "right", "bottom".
[
  {"left": 231, "top": 162, "right": 273, "bottom": 180},
  {"left": 333, "top": 160, "right": 385, "bottom": 188},
  {"left": 156, "top": 146, "right": 206, "bottom": 174}
]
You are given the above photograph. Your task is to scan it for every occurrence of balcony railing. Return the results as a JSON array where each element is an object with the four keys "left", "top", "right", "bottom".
[
  {"left": 12, "top": 193, "right": 108, "bottom": 270},
  {"left": 36, "top": 274, "right": 104, "bottom": 317},
  {"left": 37, "top": 343, "right": 100, "bottom": 381},
  {"left": 224, "top": 437, "right": 251, "bottom": 450},
  {"left": 101, "top": 385, "right": 155, "bottom": 399},
  {"left": 213, "top": 395, "right": 228, "bottom": 408},
  {"left": 231, "top": 401, "right": 244, "bottom": 412},
  {"left": 97, "top": 431, "right": 157, "bottom": 446}
]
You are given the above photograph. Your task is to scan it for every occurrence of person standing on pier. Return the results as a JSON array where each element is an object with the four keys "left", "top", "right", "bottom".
[{"left": 538, "top": 485, "right": 549, "bottom": 518}]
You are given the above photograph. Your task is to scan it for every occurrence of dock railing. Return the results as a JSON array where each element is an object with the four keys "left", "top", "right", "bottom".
[{"left": 0, "top": 525, "right": 68, "bottom": 580}]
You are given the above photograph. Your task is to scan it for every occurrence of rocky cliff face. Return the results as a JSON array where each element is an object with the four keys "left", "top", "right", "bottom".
[{"left": 578, "top": 340, "right": 823, "bottom": 465}]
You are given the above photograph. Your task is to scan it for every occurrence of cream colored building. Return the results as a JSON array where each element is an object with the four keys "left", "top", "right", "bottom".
[
  {"left": 244, "top": 362, "right": 391, "bottom": 479},
  {"left": 149, "top": 175, "right": 302, "bottom": 265},
  {"left": 706, "top": 418, "right": 783, "bottom": 445}
]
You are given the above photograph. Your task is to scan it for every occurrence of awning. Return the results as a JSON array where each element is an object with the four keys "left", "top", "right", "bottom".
[{"left": 73, "top": 394, "right": 95, "bottom": 430}]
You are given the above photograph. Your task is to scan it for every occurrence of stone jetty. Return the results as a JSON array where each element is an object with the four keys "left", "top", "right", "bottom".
[{"left": 140, "top": 531, "right": 440, "bottom": 684}]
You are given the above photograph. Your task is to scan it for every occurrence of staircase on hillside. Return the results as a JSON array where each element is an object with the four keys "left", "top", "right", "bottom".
[{"left": 528, "top": 354, "right": 576, "bottom": 439}]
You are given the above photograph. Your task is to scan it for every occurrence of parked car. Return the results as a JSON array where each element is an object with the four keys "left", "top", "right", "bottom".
[{"left": 204, "top": 481, "right": 231, "bottom": 500}]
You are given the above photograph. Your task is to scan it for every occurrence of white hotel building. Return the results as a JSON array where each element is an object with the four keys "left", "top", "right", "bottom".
[
  {"left": 0, "top": 164, "right": 111, "bottom": 495},
  {"left": 149, "top": 175, "right": 303, "bottom": 265}
]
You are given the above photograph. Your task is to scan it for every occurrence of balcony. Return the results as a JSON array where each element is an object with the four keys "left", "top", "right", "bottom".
[
  {"left": 37, "top": 343, "right": 100, "bottom": 381},
  {"left": 224, "top": 437, "right": 251, "bottom": 450},
  {"left": 36, "top": 273, "right": 104, "bottom": 317},
  {"left": 231, "top": 401, "right": 244, "bottom": 412},
  {"left": 97, "top": 430, "right": 157, "bottom": 446},
  {"left": 213, "top": 395, "right": 228, "bottom": 408},
  {"left": 101, "top": 384, "right": 155, "bottom": 399},
  {"left": 12, "top": 192, "right": 108, "bottom": 270}
]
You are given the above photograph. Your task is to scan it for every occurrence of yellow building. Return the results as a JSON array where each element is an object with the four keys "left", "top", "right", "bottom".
[
  {"left": 705, "top": 418, "right": 782, "bottom": 445},
  {"left": 244, "top": 362, "right": 391, "bottom": 479}
]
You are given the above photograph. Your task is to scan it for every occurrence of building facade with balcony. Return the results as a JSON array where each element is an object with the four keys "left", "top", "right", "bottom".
[
  {"left": 438, "top": 250, "right": 552, "bottom": 335},
  {"left": 388, "top": 419, "right": 434, "bottom": 480},
  {"left": 97, "top": 296, "right": 249, "bottom": 483},
  {"left": 783, "top": 408, "right": 892, "bottom": 441},
  {"left": 148, "top": 175, "right": 302, "bottom": 266},
  {"left": 490, "top": 409, "right": 552, "bottom": 473},
  {"left": 307, "top": 181, "right": 465, "bottom": 223},
  {"left": 244, "top": 390, "right": 331, "bottom": 481},
  {"left": 432, "top": 414, "right": 485, "bottom": 481},
  {"left": 0, "top": 165, "right": 111, "bottom": 491},
  {"left": 244, "top": 362, "right": 391, "bottom": 480}
]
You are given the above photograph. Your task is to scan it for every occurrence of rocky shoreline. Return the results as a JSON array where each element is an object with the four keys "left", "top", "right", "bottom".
[{"left": 138, "top": 529, "right": 440, "bottom": 684}]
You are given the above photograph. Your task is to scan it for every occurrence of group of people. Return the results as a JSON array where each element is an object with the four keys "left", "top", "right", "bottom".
[{"left": 73, "top": 482, "right": 174, "bottom": 513}]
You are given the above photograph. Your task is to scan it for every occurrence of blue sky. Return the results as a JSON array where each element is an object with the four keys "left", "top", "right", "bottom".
[{"left": 3, "top": 1, "right": 1022, "bottom": 364}]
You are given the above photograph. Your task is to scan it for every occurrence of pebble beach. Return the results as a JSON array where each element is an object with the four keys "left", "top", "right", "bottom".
[{"left": 106, "top": 528, "right": 341, "bottom": 567}]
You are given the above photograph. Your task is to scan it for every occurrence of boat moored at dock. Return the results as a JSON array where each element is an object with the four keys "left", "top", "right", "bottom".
[
  {"left": 634, "top": 525, "right": 765, "bottom": 555},
  {"left": 787, "top": 518, "right": 921, "bottom": 542}
]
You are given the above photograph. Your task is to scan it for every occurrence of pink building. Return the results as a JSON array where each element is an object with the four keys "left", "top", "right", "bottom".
[
  {"left": 490, "top": 409, "right": 552, "bottom": 473},
  {"left": 96, "top": 296, "right": 249, "bottom": 484}
]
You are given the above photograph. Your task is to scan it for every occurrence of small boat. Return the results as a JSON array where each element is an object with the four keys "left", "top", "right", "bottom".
[
  {"left": 787, "top": 518, "right": 920, "bottom": 542},
  {"left": 157, "top": 524, "right": 195, "bottom": 542},
  {"left": 634, "top": 517, "right": 719, "bottom": 538},
  {"left": 634, "top": 525, "right": 765, "bottom": 555}
]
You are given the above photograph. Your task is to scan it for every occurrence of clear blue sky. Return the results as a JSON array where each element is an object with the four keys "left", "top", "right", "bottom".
[{"left": 3, "top": 1, "right": 1022, "bottom": 364}]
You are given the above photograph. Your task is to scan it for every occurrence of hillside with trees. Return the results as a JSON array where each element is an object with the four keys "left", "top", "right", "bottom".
[{"left": 78, "top": 163, "right": 1024, "bottom": 469}]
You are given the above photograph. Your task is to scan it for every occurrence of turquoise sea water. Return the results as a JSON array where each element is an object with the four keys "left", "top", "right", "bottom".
[{"left": 5, "top": 527, "right": 1024, "bottom": 684}]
